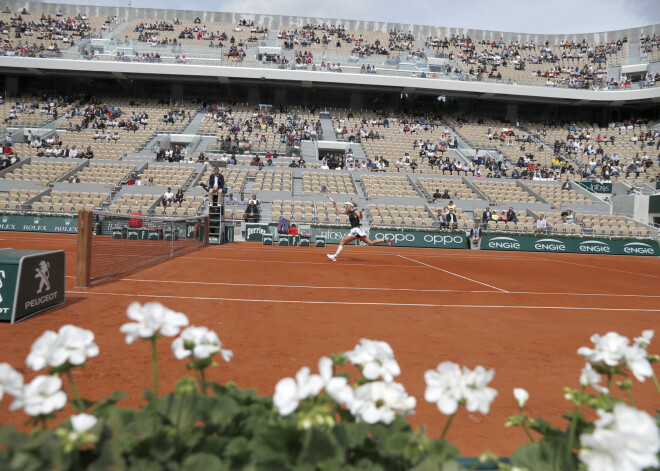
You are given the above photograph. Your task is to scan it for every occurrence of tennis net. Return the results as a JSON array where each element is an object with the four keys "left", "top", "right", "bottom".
[{"left": 76, "top": 210, "right": 208, "bottom": 287}]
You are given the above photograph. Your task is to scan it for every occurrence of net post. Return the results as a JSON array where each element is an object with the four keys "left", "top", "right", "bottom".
[
  {"left": 75, "top": 209, "right": 93, "bottom": 288},
  {"left": 204, "top": 215, "right": 210, "bottom": 245}
]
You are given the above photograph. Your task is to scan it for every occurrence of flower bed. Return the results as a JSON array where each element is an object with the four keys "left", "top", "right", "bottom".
[{"left": 0, "top": 303, "right": 658, "bottom": 470}]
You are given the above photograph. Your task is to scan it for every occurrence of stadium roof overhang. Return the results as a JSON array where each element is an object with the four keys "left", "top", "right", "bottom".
[{"left": 1, "top": 56, "right": 658, "bottom": 107}]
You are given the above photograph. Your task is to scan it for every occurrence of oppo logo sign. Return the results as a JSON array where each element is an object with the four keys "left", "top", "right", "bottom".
[
  {"left": 488, "top": 237, "right": 521, "bottom": 250},
  {"left": 422, "top": 234, "right": 464, "bottom": 246},
  {"left": 374, "top": 232, "right": 416, "bottom": 244},
  {"left": 579, "top": 240, "right": 610, "bottom": 253},
  {"left": 623, "top": 242, "right": 654, "bottom": 255},
  {"left": 534, "top": 238, "right": 566, "bottom": 252}
]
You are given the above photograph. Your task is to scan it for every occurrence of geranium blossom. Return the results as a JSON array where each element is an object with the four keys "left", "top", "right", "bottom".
[
  {"left": 318, "top": 356, "right": 353, "bottom": 406},
  {"left": 579, "top": 363, "right": 609, "bottom": 394},
  {"left": 273, "top": 366, "right": 323, "bottom": 416},
  {"left": 0, "top": 363, "right": 23, "bottom": 400},
  {"left": 345, "top": 339, "right": 401, "bottom": 382},
  {"left": 120, "top": 302, "right": 189, "bottom": 344},
  {"left": 623, "top": 344, "right": 653, "bottom": 382},
  {"left": 424, "top": 361, "right": 464, "bottom": 415},
  {"left": 462, "top": 365, "right": 497, "bottom": 414},
  {"left": 633, "top": 330, "right": 654, "bottom": 349},
  {"left": 71, "top": 413, "right": 98, "bottom": 433},
  {"left": 577, "top": 332, "right": 629, "bottom": 367},
  {"left": 10, "top": 375, "right": 67, "bottom": 416},
  {"left": 349, "top": 381, "right": 416, "bottom": 425},
  {"left": 26, "top": 325, "right": 99, "bottom": 371},
  {"left": 424, "top": 362, "right": 497, "bottom": 415},
  {"left": 171, "top": 326, "right": 233, "bottom": 362},
  {"left": 579, "top": 403, "right": 660, "bottom": 471},
  {"left": 513, "top": 388, "right": 529, "bottom": 409}
]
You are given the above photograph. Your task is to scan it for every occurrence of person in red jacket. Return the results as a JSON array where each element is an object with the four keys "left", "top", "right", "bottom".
[{"left": 287, "top": 224, "right": 299, "bottom": 235}]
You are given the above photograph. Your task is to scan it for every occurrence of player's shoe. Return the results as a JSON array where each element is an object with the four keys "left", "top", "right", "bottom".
[
  {"left": 385, "top": 238, "right": 393, "bottom": 247},
  {"left": 327, "top": 254, "right": 337, "bottom": 262}
]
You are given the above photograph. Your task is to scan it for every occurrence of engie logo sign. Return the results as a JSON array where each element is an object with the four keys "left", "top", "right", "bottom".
[
  {"left": 579, "top": 240, "right": 611, "bottom": 253},
  {"left": 534, "top": 238, "right": 566, "bottom": 252},
  {"left": 623, "top": 242, "right": 655, "bottom": 255},
  {"left": 488, "top": 237, "right": 521, "bottom": 250}
]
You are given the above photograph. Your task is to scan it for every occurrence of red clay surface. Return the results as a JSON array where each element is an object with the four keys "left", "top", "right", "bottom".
[{"left": 0, "top": 231, "right": 659, "bottom": 456}]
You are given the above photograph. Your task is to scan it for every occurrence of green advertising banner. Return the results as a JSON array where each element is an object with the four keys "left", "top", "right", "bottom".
[
  {"left": 482, "top": 234, "right": 659, "bottom": 256},
  {"left": 576, "top": 181, "right": 612, "bottom": 194},
  {"left": 0, "top": 214, "right": 78, "bottom": 233},
  {"left": 245, "top": 224, "right": 468, "bottom": 249},
  {"left": 0, "top": 249, "right": 66, "bottom": 323},
  {"left": 368, "top": 229, "right": 467, "bottom": 249}
]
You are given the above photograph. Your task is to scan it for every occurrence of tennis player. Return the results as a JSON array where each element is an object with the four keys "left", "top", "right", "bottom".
[{"left": 327, "top": 200, "right": 392, "bottom": 261}]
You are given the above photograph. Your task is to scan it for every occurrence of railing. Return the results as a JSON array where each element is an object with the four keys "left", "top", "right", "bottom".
[{"left": 1, "top": 49, "right": 654, "bottom": 92}]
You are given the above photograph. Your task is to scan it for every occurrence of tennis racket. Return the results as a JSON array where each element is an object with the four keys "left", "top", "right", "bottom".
[{"left": 319, "top": 185, "right": 335, "bottom": 203}]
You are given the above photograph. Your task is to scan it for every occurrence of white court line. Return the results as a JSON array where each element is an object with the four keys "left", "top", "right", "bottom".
[
  {"left": 63, "top": 275, "right": 660, "bottom": 299},
  {"left": 180, "top": 255, "right": 424, "bottom": 268},
  {"left": 397, "top": 255, "right": 509, "bottom": 293},
  {"left": 66, "top": 290, "right": 660, "bottom": 312},
  {"left": 535, "top": 257, "right": 660, "bottom": 279}
]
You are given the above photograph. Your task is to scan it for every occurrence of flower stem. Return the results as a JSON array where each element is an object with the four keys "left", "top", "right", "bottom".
[
  {"left": 566, "top": 405, "right": 579, "bottom": 466},
  {"left": 440, "top": 413, "right": 455, "bottom": 440},
  {"left": 199, "top": 367, "right": 207, "bottom": 395},
  {"left": 522, "top": 423, "right": 536, "bottom": 443},
  {"left": 66, "top": 369, "right": 85, "bottom": 412},
  {"left": 652, "top": 372, "right": 660, "bottom": 397},
  {"left": 151, "top": 337, "right": 159, "bottom": 399},
  {"left": 625, "top": 389, "right": 636, "bottom": 407}
]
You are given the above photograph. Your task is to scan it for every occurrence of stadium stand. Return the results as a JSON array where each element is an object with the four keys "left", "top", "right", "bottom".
[{"left": 0, "top": 3, "right": 656, "bottom": 243}]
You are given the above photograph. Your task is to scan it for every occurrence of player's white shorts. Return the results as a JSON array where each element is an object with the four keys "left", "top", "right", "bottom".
[{"left": 349, "top": 227, "right": 367, "bottom": 237}]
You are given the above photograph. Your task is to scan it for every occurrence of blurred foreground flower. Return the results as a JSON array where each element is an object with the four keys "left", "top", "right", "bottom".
[
  {"left": 172, "top": 326, "right": 233, "bottom": 362},
  {"left": 513, "top": 388, "right": 529, "bottom": 409},
  {"left": 26, "top": 325, "right": 99, "bottom": 371},
  {"left": 579, "top": 403, "right": 660, "bottom": 471},
  {"left": 349, "top": 381, "right": 416, "bottom": 425},
  {"left": 579, "top": 363, "right": 609, "bottom": 394},
  {"left": 10, "top": 375, "right": 67, "bottom": 416},
  {"left": 273, "top": 366, "right": 323, "bottom": 416},
  {"left": 425, "top": 362, "right": 498, "bottom": 415},
  {"left": 345, "top": 339, "right": 400, "bottom": 382},
  {"left": 120, "top": 302, "right": 188, "bottom": 344},
  {"left": 0, "top": 362, "right": 23, "bottom": 400}
]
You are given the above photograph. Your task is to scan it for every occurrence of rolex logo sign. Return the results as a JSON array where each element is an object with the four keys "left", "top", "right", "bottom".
[
  {"left": 65, "top": 219, "right": 72, "bottom": 226},
  {"left": 2, "top": 216, "right": 7, "bottom": 223}
]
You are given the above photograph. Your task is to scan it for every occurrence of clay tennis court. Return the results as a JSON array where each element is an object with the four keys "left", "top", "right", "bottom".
[{"left": 0, "top": 231, "right": 658, "bottom": 456}]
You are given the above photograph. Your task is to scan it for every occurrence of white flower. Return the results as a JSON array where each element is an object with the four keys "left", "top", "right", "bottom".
[
  {"left": 120, "top": 302, "right": 189, "bottom": 344},
  {"left": 577, "top": 332, "right": 629, "bottom": 367},
  {"left": 0, "top": 363, "right": 23, "bottom": 400},
  {"left": 26, "top": 325, "right": 99, "bottom": 371},
  {"left": 579, "top": 403, "right": 660, "bottom": 471},
  {"left": 424, "top": 362, "right": 497, "bottom": 415},
  {"left": 171, "top": 326, "right": 233, "bottom": 362},
  {"left": 513, "top": 388, "right": 529, "bottom": 409},
  {"left": 624, "top": 344, "right": 653, "bottom": 382},
  {"left": 462, "top": 365, "right": 498, "bottom": 414},
  {"left": 424, "top": 361, "right": 464, "bottom": 415},
  {"left": 349, "top": 381, "right": 416, "bottom": 425},
  {"left": 580, "top": 363, "right": 609, "bottom": 394},
  {"left": 71, "top": 413, "right": 98, "bottom": 433},
  {"left": 273, "top": 366, "right": 323, "bottom": 416},
  {"left": 318, "top": 356, "right": 353, "bottom": 406},
  {"left": 633, "top": 330, "right": 654, "bottom": 349},
  {"left": 345, "top": 339, "right": 401, "bottom": 382},
  {"left": 10, "top": 375, "right": 67, "bottom": 416}
]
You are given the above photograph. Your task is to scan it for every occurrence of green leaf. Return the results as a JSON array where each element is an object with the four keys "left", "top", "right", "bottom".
[
  {"left": 333, "top": 422, "right": 368, "bottom": 448},
  {"left": 510, "top": 440, "right": 576, "bottom": 471},
  {"left": 127, "top": 458, "right": 162, "bottom": 471},
  {"left": 297, "top": 428, "right": 344, "bottom": 469},
  {"left": 182, "top": 453, "right": 227, "bottom": 471}
]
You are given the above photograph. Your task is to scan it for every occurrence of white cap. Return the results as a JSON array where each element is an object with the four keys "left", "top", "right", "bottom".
[{"left": 344, "top": 201, "right": 354, "bottom": 207}]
